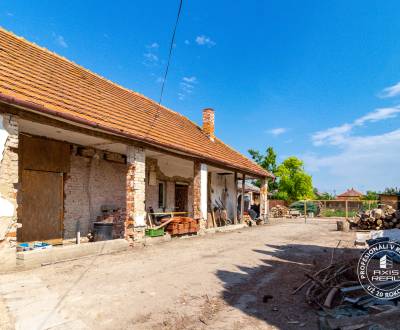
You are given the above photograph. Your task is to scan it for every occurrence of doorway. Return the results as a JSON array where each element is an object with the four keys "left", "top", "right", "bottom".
[{"left": 175, "top": 184, "right": 188, "bottom": 212}]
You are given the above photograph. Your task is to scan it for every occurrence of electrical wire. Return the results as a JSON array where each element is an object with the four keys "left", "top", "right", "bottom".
[
  {"left": 144, "top": 0, "right": 183, "bottom": 139},
  {"left": 158, "top": 0, "right": 183, "bottom": 104}
]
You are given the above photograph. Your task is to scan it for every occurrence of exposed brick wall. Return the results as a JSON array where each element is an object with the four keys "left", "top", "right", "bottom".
[
  {"left": 260, "top": 179, "right": 268, "bottom": 220},
  {"left": 193, "top": 161, "right": 201, "bottom": 220},
  {"left": 64, "top": 153, "right": 126, "bottom": 239},
  {"left": 126, "top": 146, "right": 146, "bottom": 240},
  {"left": 202, "top": 108, "right": 215, "bottom": 141}
]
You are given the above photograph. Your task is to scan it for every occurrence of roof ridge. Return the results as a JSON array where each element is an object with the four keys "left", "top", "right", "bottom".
[
  {"left": 0, "top": 27, "right": 271, "bottom": 178},
  {"left": 0, "top": 26, "right": 184, "bottom": 118}
]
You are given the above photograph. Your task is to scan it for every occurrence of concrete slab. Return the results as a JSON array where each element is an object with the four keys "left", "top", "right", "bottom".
[
  {"left": 16, "top": 239, "right": 128, "bottom": 263},
  {"left": 205, "top": 223, "right": 247, "bottom": 234}
]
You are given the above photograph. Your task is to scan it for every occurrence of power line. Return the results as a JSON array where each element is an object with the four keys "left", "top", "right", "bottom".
[
  {"left": 158, "top": 0, "right": 183, "bottom": 105},
  {"left": 144, "top": 0, "right": 183, "bottom": 139}
]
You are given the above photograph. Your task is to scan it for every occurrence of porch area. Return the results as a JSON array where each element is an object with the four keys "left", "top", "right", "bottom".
[{"left": 0, "top": 111, "right": 268, "bottom": 259}]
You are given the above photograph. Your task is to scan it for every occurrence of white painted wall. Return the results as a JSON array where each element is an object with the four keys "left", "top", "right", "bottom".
[
  {"left": 210, "top": 173, "right": 236, "bottom": 220},
  {"left": 200, "top": 163, "right": 208, "bottom": 219},
  {"left": 157, "top": 156, "right": 194, "bottom": 178}
]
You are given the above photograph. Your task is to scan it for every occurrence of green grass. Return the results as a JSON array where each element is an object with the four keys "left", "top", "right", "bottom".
[{"left": 320, "top": 209, "right": 357, "bottom": 217}]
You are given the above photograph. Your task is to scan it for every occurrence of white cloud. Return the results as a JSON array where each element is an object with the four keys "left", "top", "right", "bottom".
[
  {"left": 143, "top": 52, "right": 158, "bottom": 62},
  {"left": 182, "top": 76, "right": 197, "bottom": 83},
  {"left": 178, "top": 76, "right": 198, "bottom": 101},
  {"left": 380, "top": 82, "right": 400, "bottom": 98},
  {"left": 267, "top": 128, "right": 287, "bottom": 136},
  {"left": 307, "top": 105, "right": 400, "bottom": 192},
  {"left": 143, "top": 42, "right": 160, "bottom": 66},
  {"left": 195, "top": 35, "right": 216, "bottom": 47},
  {"left": 53, "top": 33, "right": 68, "bottom": 48},
  {"left": 184, "top": 39, "right": 190, "bottom": 45},
  {"left": 354, "top": 107, "right": 400, "bottom": 125},
  {"left": 312, "top": 123, "right": 352, "bottom": 146},
  {"left": 147, "top": 42, "right": 159, "bottom": 49},
  {"left": 143, "top": 52, "right": 158, "bottom": 66},
  {"left": 6, "top": 12, "right": 13, "bottom": 17},
  {"left": 304, "top": 129, "right": 400, "bottom": 192},
  {"left": 312, "top": 106, "right": 400, "bottom": 146}
]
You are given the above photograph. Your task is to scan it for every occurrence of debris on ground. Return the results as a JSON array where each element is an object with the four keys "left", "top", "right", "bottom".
[
  {"left": 350, "top": 205, "right": 400, "bottom": 230},
  {"left": 270, "top": 205, "right": 290, "bottom": 218},
  {"left": 293, "top": 240, "right": 400, "bottom": 329}
]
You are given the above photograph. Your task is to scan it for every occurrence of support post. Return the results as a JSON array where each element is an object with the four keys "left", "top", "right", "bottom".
[
  {"left": 193, "top": 161, "right": 208, "bottom": 229},
  {"left": 240, "top": 174, "right": 245, "bottom": 223},
  {"left": 233, "top": 172, "right": 238, "bottom": 224},
  {"left": 125, "top": 146, "right": 146, "bottom": 241},
  {"left": 345, "top": 200, "right": 349, "bottom": 220},
  {"left": 259, "top": 178, "right": 268, "bottom": 223}
]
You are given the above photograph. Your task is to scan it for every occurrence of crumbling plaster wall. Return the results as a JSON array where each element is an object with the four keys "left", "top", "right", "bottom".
[
  {"left": 64, "top": 151, "right": 126, "bottom": 239},
  {"left": 145, "top": 157, "right": 194, "bottom": 214},
  {"left": 0, "top": 113, "right": 19, "bottom": 245},
  {"left": 210, "top": 172, "right": 236, "bottom": 220}
]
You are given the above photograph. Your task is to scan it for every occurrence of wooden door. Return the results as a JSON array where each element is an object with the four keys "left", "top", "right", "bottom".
[
  {"left": 19, "top": 170, "right": 63, "bottom": 243},
  {"left": 175, "top": 184, "right": 188, "bottom": 212}
]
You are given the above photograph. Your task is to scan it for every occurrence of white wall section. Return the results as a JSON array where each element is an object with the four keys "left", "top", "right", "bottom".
[{"left": 200, "top": 163, "right": 208, "bottom": 219}]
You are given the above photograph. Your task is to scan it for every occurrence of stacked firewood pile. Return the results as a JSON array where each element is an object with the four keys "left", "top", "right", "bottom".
[
  {"left": 350, "top": 205, "right": 400, "bottom": 230},
  {"left": 270, "top": 205, "right": 289, "bottom": 218}
]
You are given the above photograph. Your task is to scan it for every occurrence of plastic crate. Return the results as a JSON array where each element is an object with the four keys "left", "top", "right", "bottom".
[{"left": 145, "top": 228, "right": 165, "bottom": 237}]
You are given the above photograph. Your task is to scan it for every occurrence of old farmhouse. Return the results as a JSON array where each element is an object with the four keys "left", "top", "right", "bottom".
[{"left": 0, "top": 28, "right": 272, "bottom": 247}]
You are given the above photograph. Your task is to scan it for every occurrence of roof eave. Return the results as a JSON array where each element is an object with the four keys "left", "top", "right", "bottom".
[{"left": 0, "top": 94, "right": 272, "bottom": 179}]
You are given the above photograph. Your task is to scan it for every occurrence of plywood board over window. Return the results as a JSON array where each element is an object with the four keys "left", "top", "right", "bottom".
[{"left": 20, "top": 134, "right": 70, "bottom": 172}]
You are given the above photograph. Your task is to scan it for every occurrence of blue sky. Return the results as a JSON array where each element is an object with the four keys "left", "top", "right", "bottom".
[{"left": 1, "top": 1, "right": 400, "bottom": 193}]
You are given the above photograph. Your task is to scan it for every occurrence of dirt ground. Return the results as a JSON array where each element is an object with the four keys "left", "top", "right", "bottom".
[{"left": 0, "top": 219, "right": 357, "bottom": 330}]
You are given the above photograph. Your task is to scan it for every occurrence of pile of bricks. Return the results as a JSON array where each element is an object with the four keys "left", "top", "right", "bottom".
[
  {"left": 165, "top": 217, "right": 199, "bottom": 236},
  {"left": 96, "top": 207, "right": 126, "bottom": 239}
]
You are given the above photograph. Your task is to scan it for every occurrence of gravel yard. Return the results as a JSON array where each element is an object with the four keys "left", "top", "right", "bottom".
[{"left": 0, "top": 219, "right": 356, "bottom": 330}]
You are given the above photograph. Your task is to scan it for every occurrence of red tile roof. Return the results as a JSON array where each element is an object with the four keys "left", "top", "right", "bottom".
[
  {"left": 0, "top": 28, "right": 271, "bottom": 178},
  {"left": 337, "top": 188, "right": 363, "bottom": 198}
]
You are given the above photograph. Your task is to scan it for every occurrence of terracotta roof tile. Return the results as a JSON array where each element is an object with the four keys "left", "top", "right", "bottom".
[
  {"left": 337, "top": 188, "right": 363, "bottom": 198},
  {"left": 0, "top": 28, "right": 271, "bottom": 177}
]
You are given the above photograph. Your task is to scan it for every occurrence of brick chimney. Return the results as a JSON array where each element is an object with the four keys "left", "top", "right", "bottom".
[{"left": 202, "top": 108, "right": 215, "bottom": 141}]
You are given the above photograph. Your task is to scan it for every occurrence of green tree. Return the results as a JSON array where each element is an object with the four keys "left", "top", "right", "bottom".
[
  {"left": 275, "top": 157, "right": 314, "bottom": 203},
  {"left": 248, "top": 147, "right": 278, "bottom": 191},
  {"left": 362, "top": 191, "right": 378, "bottom": 200},
  {"left": 313, "top": 188, "right": 335, "bottom": 200},
  {"left": 383, "top": 187, "right": 400, "bottom": 195}
]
